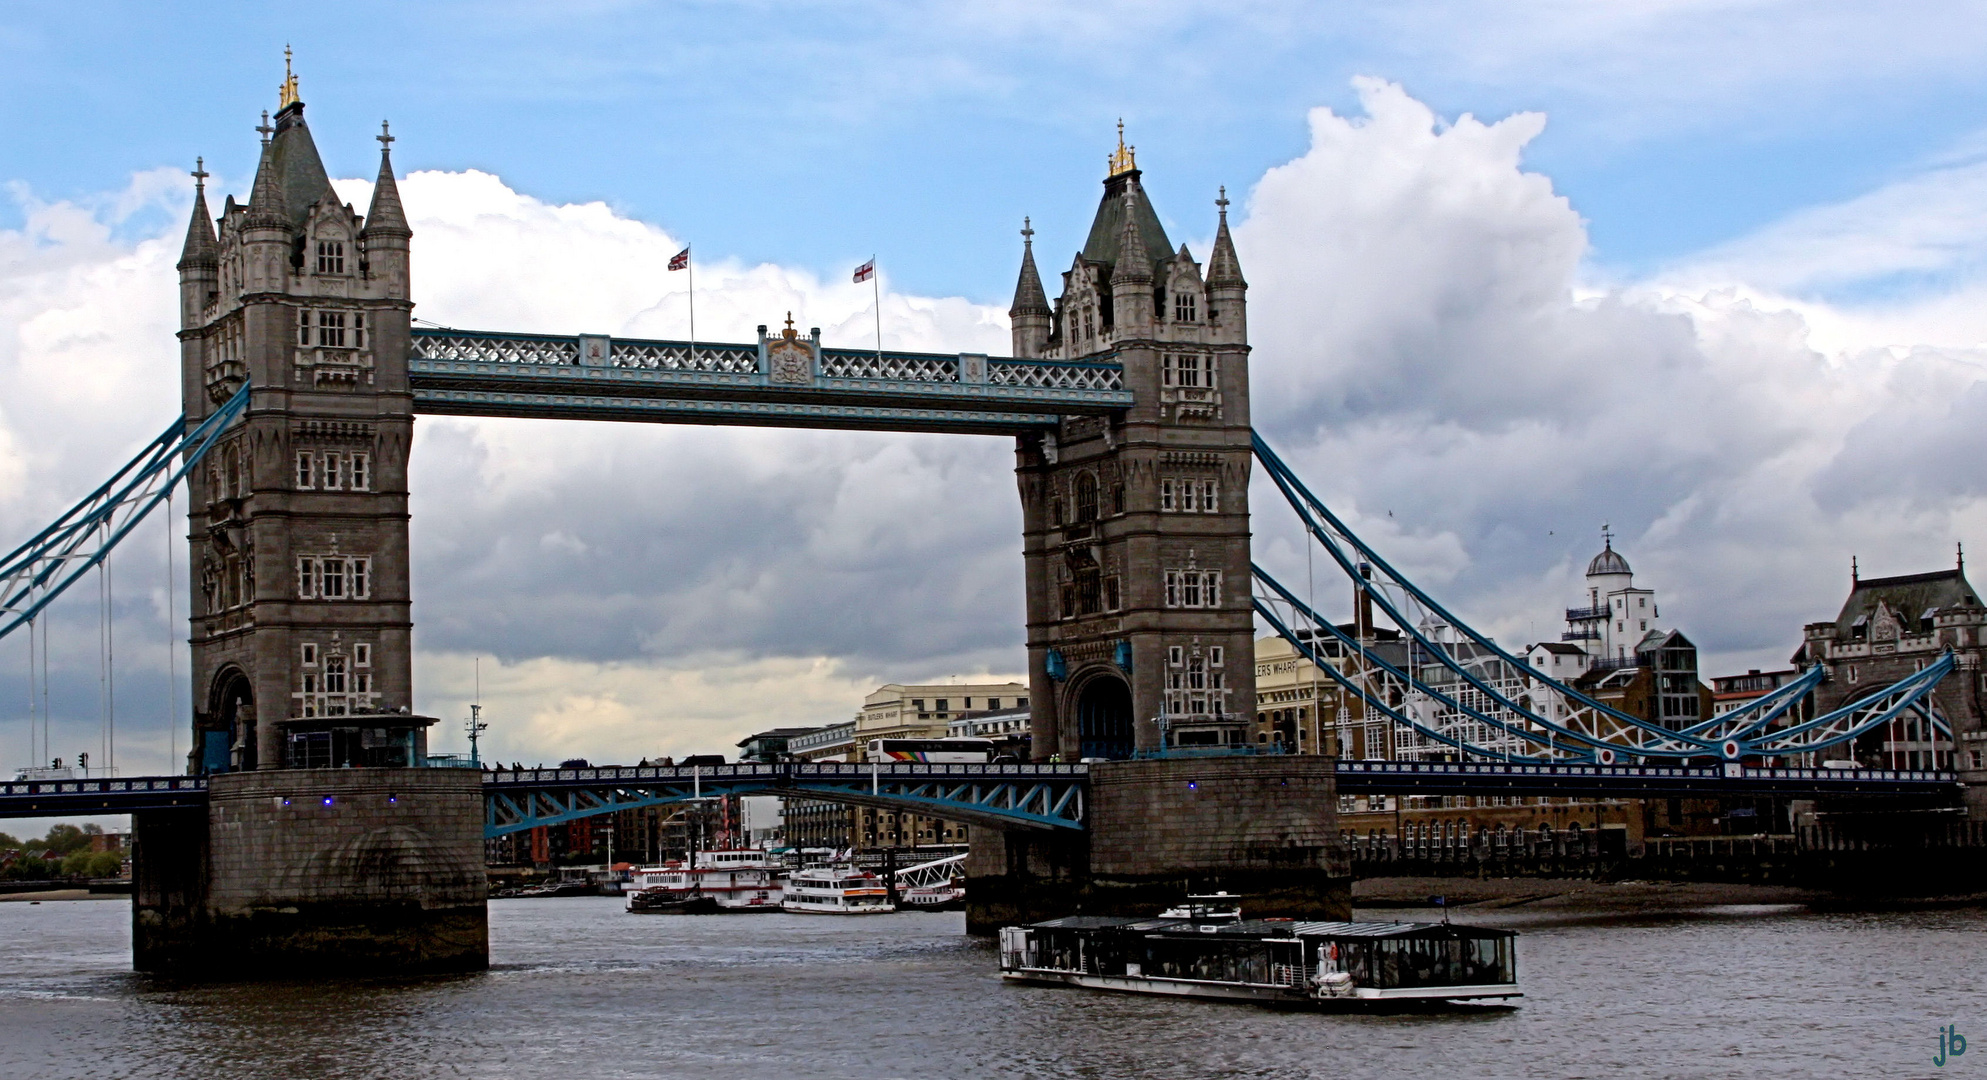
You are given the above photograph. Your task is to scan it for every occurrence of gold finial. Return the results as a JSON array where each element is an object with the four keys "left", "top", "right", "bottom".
[
  {"left": 279, "top": 45, "right": 300, "bottom": 108},
  {"left": 1108, "top": 118, "right": 1137, "bottom": 178},
  {"left": 783, "top": 312, "right": 797, "bottom": 339}
]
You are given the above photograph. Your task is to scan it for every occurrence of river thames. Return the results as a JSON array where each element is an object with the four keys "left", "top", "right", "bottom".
[{"left": 0, "top": 895, "right": 1979, "bottom": 1079}]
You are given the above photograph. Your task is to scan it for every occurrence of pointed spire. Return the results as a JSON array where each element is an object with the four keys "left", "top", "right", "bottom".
[
  {"left": 1206, "top": 185, "right": 1246, "bottom": 289},
  {"left": 1111, "top": 186, "right": 1152, "bottom": 287},
  {"left": 1009, "top": 217, "right": 1050, "bottom": 318},
  {"left": 177, "top": 158, "right": 218, "bottom": 272},
  {"left": 244, "top": 127, "right": 290, "bottom": 231},
  {"left": 361, "top": 120, "right": 411, "bottom": 239}
]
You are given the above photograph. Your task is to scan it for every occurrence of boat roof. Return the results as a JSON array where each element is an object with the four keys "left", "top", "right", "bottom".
[{"left": 1025, "top": 916, "right": 1514, "bottom": 940}]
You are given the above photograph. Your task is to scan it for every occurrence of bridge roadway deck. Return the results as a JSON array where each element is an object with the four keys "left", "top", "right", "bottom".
[{"left": 0, "top": 761, "right": 1956, "bottom": 828}]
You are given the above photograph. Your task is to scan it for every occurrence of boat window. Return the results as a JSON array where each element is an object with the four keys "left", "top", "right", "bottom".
[{"left": 1328, "top": 935, "right": 1513, "bottom": 989}]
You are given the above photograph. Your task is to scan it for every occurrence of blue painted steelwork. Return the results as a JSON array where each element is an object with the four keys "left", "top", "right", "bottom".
[
  {"left": 0, "top": 383, "right": 250, "bottom": 642},
  {"left": 407, "top": 328, "right": 1132, "bottom": 434},
  {"left": 1251, "top": 432, "right": 1960, "bottom": 763},
  {"left": 0, "top": 775, "right": 208, "bottom": 816},
  {"left": 0, "top": 758, "right": 1953, "bottom": 823},
  {"left": 1333, "top": 759, "right": 1957, "bottom": 798},
  {"left": 482, "top": 761, "right": 1089, "bottom": 837}
]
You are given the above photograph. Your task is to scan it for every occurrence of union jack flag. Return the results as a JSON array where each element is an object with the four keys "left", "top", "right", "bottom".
[
  {"left": 668, "top": 247, "right": 689, "bottom": 271},
  {"left": 852, "top": 258, "right": 875, "bottom": 283}
]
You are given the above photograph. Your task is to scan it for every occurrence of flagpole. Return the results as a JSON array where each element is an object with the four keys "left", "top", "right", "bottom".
[
  {"left": 871, "top": 254, "right": 881, "bottom": 363},
  {"left": 687, "top": 244, "right": 696, "bottom": 368}
]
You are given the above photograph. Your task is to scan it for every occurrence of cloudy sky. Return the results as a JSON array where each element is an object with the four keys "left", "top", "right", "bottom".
[{"left": 5, "top": 1, "right": 1987, "bottom": 774}]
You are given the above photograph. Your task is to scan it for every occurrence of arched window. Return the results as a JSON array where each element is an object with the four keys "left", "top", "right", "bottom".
[
  {"left": 1075, "top": 473, "right": 1098, "bottom": 522},
  {"left": 1174, "top": 291, "right": 1197, "bottom": 322}
]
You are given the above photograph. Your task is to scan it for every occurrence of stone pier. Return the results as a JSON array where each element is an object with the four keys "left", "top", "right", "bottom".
[
  {"left": 965, "top": 756, "right": 1350, "bottom": 935},
  {"left": 133, "top": 767, "right": 487, "bottom": 977}
]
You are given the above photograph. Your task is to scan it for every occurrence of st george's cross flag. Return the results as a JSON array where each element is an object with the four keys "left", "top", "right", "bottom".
[
  {"left": 668, "top": 247, "right": 690, "bottom": 271},
  {"left": 852, "top": 258, "right": 876, "bottom": 284}
]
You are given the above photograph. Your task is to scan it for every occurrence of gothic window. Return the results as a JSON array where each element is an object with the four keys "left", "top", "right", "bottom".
[
  {"left": 1050, "top": 498, "right": 1064, "bottom": 527},
  {"left": 301, "top": 643, "right": 318, "bottom": 666},
  {"left": 316, "top": 240, "right": 345, "bottom": 275},
  {"left": 1174, "top": 291, "right": 1197, "bottom": 322},
  {"left": 1083, "top": 309, "right": 1094, "bottom": 343},
  {"left": 1163, "top": 570, "right": 1222, "bottom": 609},
  {"left": 296, "top": 556, "right": 373, "bottom": 601},
  {"left": 1110, "top": 484, "right": 1124, "bottom": 515},
  {"left": 296, "top": 451, "right": 371, "bottom": 492},
  {"left": 317, "top": 311, "right": 347, "bottom": 348},
  {"left": 298, "top": 309, "right": 311, "bottom": 346},
  {"left": 1075, "top": 473, "right": 1098, "bottom": 522},
  {"left": 353, "top": 311, "right": 366, "bottom": 349},
  {"left": 1164, "top": 354, "right": 1207, "bottom": 388},
  {"left": 1075, "top": 565, "right": 1101, "bottom": 615},
  {"left": 225, "top": 446, "right": 241, "bottom": 499},
  {"left": 324, "top": 656, "right": 347, "bottom": 694},
  {"left": 1162, "top": 476, "right": 1219, "bottom": 512},
  {"left": 354, "top": 643, "right": 371, "bottom": 668},
  {"left": 1104, "top": 575, "right": 1121, "bottom": 612}
]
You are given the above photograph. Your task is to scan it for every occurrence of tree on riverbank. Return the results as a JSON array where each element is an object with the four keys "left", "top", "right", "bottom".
[{"left": 0, "top": 824, "right": 120, "bottom": 880}]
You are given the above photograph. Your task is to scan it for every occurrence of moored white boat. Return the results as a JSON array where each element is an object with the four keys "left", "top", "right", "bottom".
[
  {"left": 625, "top": 850, "right": 785, "bottom": 914},
  {"left": 781, "top": 865, "right": 895, "bottom": 914}
]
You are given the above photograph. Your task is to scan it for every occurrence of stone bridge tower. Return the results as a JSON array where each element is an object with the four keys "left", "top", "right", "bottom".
[
  {"left": 176, "top": 79, "right": 416, "bottom": 773},
  {"left": 1013, "top": 132, "right": 1255, "bottom": 760}
]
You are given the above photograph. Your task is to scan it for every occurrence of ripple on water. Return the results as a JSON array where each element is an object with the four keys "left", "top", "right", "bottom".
[{"left": 0, "top": 895, "right": 1980, "bottom": 1080}]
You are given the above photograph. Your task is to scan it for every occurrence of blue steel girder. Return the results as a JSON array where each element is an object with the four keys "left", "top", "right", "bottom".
[
  {"left": 1333, "top": 759, "right": 1958, "bottom": 798},
  {"left": 481, "top": 762, "right": 1089, "bottom": 837},
  {"left": 408, "top": 328, "right": 1133, "bottom": 434}
]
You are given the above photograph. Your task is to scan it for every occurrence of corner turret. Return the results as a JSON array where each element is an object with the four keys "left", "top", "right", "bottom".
[
  {"left": 360, "top": 122, "right": 412, "bottom": 300},
  {"left": 1206, "top": 186, "right": 1246, "bottom": 345},
  {"left": 1108, "top": 186, "right": 1154, "bottom": 336},
  {"left": 177, "top": 159, "right": 219, "bottom": 330},
  {"left": 1009, "top": 217, "right": 1052, "bottom": 358}
]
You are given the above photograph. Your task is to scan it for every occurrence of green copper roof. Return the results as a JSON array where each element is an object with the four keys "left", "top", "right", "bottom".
[
  {"left": 251, "top": 102, "right": 338, "bottom": 229},
  {"left": 1080, "top": 171, "right": 1172, "bottom": 279}
]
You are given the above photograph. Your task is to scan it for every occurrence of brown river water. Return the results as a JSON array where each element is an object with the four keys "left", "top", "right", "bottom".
[{"left": 0, "top": 895, "right": 1980, "bottom": 1079}]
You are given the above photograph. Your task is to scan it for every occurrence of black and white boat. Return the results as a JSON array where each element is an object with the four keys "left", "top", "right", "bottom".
[{"left": 999, "top": 915, "right": 1520, "bottom": 1009}]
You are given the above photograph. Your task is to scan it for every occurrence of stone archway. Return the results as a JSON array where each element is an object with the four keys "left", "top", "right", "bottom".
[
  {"left": 205, "top": 668, "right": 256, "bottom": 773},
  {"left": 1073, "top": 671, "right": 1133, "bottom": 761}
]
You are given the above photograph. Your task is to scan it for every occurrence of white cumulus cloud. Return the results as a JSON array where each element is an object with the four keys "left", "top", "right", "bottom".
[{"left": 8, "top": 82, "right": 1987, "bottom": 772}]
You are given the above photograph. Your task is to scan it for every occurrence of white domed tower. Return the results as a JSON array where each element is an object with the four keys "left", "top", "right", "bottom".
[{"left": 1564, "top": 528, "right": 1661, "bottom": 663}]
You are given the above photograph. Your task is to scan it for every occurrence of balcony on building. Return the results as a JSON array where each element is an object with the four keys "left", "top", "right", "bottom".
[{"left": 279, "top": 713, "right": 439, "bottom": 769}]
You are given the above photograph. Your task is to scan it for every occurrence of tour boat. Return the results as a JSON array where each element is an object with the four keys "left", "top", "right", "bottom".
[
  {"left": 781, "top": 865, "right": 896, "bottom": 914},
  {"left": 894, "top": 851, "right": 968, "bottom": 910},
  {"left": 1000, "top": 914, "right": 1520, "bottom": 1009},
  {"left": 898, "top": 881, "right": 966, "bottom": 910},
  {"left": 1158, "top": 893, "right": 1242, "bottom": 922},
  {"left": 624, "top": 850, "right": 785, "bottom": 914}
]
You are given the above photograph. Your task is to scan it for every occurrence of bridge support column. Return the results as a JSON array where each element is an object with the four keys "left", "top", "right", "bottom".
[
  {"left": 132, "top": 768, "right": 487, "bottom": 977},
  {"left": 965, "top": 756, "right": 1350, "bottom": 934}
]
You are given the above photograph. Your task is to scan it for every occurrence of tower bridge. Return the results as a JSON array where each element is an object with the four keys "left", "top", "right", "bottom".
[{"left": 2, "top": 77, "right": 1981, "bottom": 975}]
